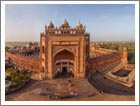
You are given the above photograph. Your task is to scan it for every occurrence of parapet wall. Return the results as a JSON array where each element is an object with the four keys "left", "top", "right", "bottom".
[
  {"left": 6, "top": 52, "right": 122, "bottom": 73},
  {"left": 6, "top": 52, "right": 39, "bottom": 71},
  {"left": 89, "top": 52, "right": 122, "bottom": 71}
]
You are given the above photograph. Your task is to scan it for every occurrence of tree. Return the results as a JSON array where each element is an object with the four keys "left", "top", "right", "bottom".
[
  {"left": 111, "top": 43, "right": 118, "bottom": 50},
  {"left": 118, "top": 47, "right": 122, "bottom": 51},
  {"left": 11, "top": 81, "right": 18, "bottom": 87},
  {"left": 5, "top": 46, "right": 10, "bottom": 51},
  {"left": 128, "top": 52, "right": 135, "bottom": 64},
  {"left": 6, "top": 68, "right": 14, "bottom": 77}
]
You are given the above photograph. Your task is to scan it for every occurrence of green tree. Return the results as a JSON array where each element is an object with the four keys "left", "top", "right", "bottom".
[
  {"left": 128, "top": 52, "right": 135, "bottom": 64},
  {"left": 118, "top": 47, "right": 122, "bottom": 51},
  {"left": 11, "top": 81, "right": 18, "bottom": 87},
  {"left": 20, "top": 69, "right": 27, "bottom": 75},
  {"left": 111, "top": 43, "right": 118, "bottom": 50},
  {"left": 6, "top": 68, "right": 14, "bottom": 77},
  {"left": 5, "top": 46, "right": 10, "bottom": 51}
]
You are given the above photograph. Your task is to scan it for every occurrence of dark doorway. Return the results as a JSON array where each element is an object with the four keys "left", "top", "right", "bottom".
[
  {"left": 62, "top": 67, "right": 67, "bottom": 76},
  {"left": 55, "top": 67, "right": 74, "bottom": 78}
]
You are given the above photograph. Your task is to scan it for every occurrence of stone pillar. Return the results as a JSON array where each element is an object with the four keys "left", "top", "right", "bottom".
[
  {"left": 122, "top": 47, "right": 128, "bottom": 64},
  {"left": 47, "top": 41, "right": 53, "bottom": 79},
  {"left": 44, "top": 35, "right": 48, "bottom": 79},
  {"left": 39, "top": 34, "right": 46, "bottom": 80},
  {"left": 74, "top": 46, "right": 78, "bottom": 78},
  {"left": 80, "top": 38, "right": 83, "bottom": 74},
  {"left": 79, "top": 37, "right": 85, "bottom": 78},
  {"left": 83, "top": 37, "right": 86, "bottom": 77}
]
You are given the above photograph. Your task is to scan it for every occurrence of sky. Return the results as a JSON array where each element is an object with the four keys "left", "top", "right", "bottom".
[{"left": 5, "top": 4, "right": 135, "bottom": 42}]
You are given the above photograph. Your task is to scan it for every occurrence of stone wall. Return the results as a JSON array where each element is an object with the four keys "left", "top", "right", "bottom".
[
  {"left": 6, "top": 51, "right": 122, "bottom": 77},
  {"left": 89, "top": 52, "right": 122, "bottom": 71},
  {"left": 6, "top": 52, "right": 39, "bottom": 72}
]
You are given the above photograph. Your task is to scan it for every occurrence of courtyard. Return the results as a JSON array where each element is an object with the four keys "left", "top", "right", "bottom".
[{"left": 5, "top": 78, "right": 134, "bottom": 101}]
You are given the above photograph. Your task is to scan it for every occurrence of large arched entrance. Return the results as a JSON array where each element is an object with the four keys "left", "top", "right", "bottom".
[{"left": 53, "top": 49, "right": 74, "bottom": 78}]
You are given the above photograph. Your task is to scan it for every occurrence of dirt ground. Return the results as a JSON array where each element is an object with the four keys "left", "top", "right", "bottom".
[{"left": 5, "top": 78, "right": 135, "bottom": 101}]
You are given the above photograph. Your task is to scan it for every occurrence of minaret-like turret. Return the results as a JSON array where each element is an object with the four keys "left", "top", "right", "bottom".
[{"left": 122, "top": 47, "right": 128, "bottom": 64}]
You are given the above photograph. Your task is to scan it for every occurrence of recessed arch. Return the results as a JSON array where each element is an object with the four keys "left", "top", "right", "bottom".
[
  {"left": 53, "top": 48, "right": 75, "bottom": 58},
  {"left": 53, "top": 49, "right": 75, "bottom": 78},
  {"left": 54, "top": 49, "right": 74, "bottom": 62}
]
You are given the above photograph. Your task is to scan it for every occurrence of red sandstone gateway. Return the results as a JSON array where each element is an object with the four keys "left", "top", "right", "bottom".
[
  {"left": 39, "top": 20, "right": 90, "bottom": 79},
  {"left": 6, "top": 20, "right": 128, "bottom": 81}
]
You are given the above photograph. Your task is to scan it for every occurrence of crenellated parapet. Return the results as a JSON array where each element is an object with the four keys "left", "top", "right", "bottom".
[{"left": 43, "top": 19, "right": 86, "bottom": 36}]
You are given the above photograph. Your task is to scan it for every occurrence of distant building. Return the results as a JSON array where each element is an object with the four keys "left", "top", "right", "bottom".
[{"left": 20, "top": 42, "right": 39, "bottom": 55}]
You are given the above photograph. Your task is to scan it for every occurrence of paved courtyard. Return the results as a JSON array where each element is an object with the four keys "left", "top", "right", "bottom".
[{"left": 5, "top": 78, "right": 134, "bottom": 101}]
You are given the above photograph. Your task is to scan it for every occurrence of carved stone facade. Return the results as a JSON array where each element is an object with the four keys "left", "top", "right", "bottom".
[{"left": 39, "top": 20, "right": 90, "bottom": 79}]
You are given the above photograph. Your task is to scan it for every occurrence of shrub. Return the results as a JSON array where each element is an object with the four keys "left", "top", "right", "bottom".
[
  {"left": 6, "top": 68, "right": 14, "bottom": 77},
  {"left": 6, "top": 67, "right": 30, "bottom": 87},
  {"left": 20, "top": 69, "right": 28, "bottom": 75},
  {"left": 11, "top": 81, "right": 19, "bottom": 87}
]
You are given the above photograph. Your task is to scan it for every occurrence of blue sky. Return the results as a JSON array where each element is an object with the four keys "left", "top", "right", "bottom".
[{"left": 5, "top": 4, "right": 135, "bottom": 42}]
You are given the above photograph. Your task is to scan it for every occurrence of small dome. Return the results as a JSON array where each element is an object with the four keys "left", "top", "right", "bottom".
[
  {"left": 48, "top": 21, "right": 54, "bottom": 28},
  {"left": 76, "top": 21, "right": 83, "bottom": 28},
  {"left": 61, "top": 19, "right": 70, "bottom": 28}
]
